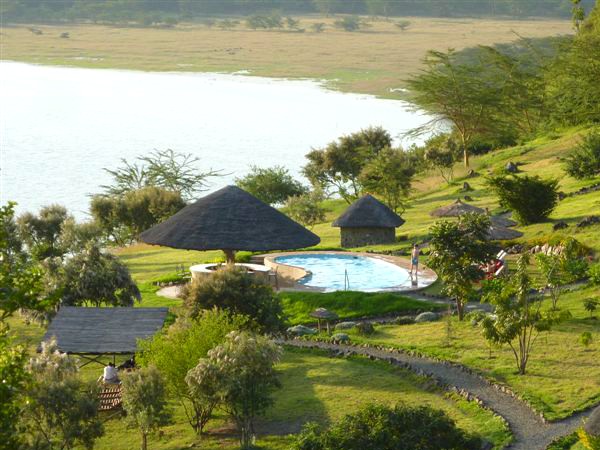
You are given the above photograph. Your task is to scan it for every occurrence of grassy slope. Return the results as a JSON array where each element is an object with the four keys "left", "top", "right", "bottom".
[
  {"left": 7, "top": 319, "right": 509, "bottom": 449},
  {"left": 0, "top": 17, "right": 571, "bottom": 98}
]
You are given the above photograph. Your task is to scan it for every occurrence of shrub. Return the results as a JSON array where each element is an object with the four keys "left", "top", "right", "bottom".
[
  {"left": 584, "top": 299, "right": 599, "bottom": 318},
  {"left": 235, "top": 165, "right": 307, "bottom": 205},
  {"left": 564, "top": 128, "right": 600, "bottom": 179},
  {"left": 589, "top": 263, "right": 600, "bottom": 285},
  {"left": 334, "top": 16, "right": 361, "bottom": 32},
  {"left": 355, "top": 321, "right": 375, "bottom": 336},
  {"left": 184, "top": 266, "right": 286, "bottom": 333},
  {"left": 580, "top": 331, "right": 593, "bottom": 348},
  {"left": 291, "top": 403, "right": 481, "bottom": 450},
  {"left": 487, "top": 175, "right": 559, "bottom": 224},
  {"left": 284, "top": 190, "right": 326, "bottom": 228}
]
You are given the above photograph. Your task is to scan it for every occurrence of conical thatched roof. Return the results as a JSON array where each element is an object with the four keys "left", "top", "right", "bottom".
[
  {"left": 310, "top": 308, "right": 339, "bottom": 320},
  {"left": 430, "top": 199, "right": 485, "bottom": 217},
  {"left": 585, "top": 406, "right": 600, "bottom": 436},
  {"left": 332, "top": 194, "right": 404, "bottom": 228},
  {"left": 490, "top": 214, "right": 518, "bottom": 228},
  {"left": 140, "top": 185, "right": 320, "bottom": 252},
  {"left": 486, "top": 225, "right": 524, "bottom": 241}
]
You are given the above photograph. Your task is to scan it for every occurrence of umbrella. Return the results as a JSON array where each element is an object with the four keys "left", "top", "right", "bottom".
[
  {"left": 430, "top": 199, "right": 485, "bottom": 217},
  {"left": 310, "top": 308, "right": 338, "bottom": 334},
  {"left": 140, "top": 185, "right": 320, "bottom": 263},
  {"left": 486, "top": 225, "right": 524, "bottom": 241}
]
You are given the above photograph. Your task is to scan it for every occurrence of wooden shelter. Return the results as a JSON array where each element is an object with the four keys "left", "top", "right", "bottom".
[
  {"left": 140, "top": 185, "right": 320, "bottom": 263},
  {"left": 430, "top": 199, "right": 484, "bottom": 217},
  {"left": 310, "top": 308, "right": 338, "bottom": 334},
  {"left": 490, "top": 214, "right": 518, "bottom": 228},
  {"left": 41, "top": 307, "right": 168, "bottom": 366},
  {"left": 332, "top": 194, "right": 404, "bottom": 247},
  {"left": 486, "top": 225, "right": 524, "bottom": 241}
]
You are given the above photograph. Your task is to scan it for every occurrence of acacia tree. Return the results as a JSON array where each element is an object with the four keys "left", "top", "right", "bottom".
[
  {"left": 235, "top": 165, "right": 307, "bottom": 205},
  {"left": 17, "top": 204, "right": 72, "bottom": 260},
  {"left": 481, "top": 255, "right": 566, "bottom": 375},
  {"left": 406, "top": 49, "right": 502, "bottom": 167},
  {"left": 428, "top": 213, "right": 495, "bottom": 320},
  {"left": 22, "top": 338, "right": 103, "bottom": 449}
]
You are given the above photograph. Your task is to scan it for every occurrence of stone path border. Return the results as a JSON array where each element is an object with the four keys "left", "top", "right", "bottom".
[{"left": 280, "top": 339, "right": 596, "bottom": 450}]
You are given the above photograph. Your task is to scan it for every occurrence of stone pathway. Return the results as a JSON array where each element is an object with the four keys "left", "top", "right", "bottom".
[{"left": 281, "top": 339, "right": 596, "bottom": 450}]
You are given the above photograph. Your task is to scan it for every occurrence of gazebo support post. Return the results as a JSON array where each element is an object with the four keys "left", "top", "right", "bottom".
[{"left": 223, "top": 249, "right": 236, "bottom": 265}]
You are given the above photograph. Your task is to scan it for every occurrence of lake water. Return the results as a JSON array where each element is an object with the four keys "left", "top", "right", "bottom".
[{"left": 0, "top": 61, "right": 429, "bottom": 219}]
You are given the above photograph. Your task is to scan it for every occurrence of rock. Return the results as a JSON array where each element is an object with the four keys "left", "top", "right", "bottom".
[
  {"left": 467, "top": 169, "right": 477, "bottom": 178},
  {"left": 287, "top": 325, "right": 317, "bottom": 336},
  {"left": 584, "top": 405, "right": 600, "bottom": 436},
  {"left": 394, "top": 316, "right": 415, "bottom": 325},
  {"left": 415, "top": 312, "right": 439, "bottom": 323},
  {"left": 553, "top": 221, "right": 568, "bottom": 231},
  {"left": 505, "top": 162, "right": 518, "bottom": 173},
  {"left": 577, "top": 216, "right": 600, "bottom": 228},
  {"left": 557, "top": 191, "right": 567, "bottom": 200},
  {"left": 334, "top": 321, "right": 357, "bottom": 330},
  {"left": 331, "top": 333, "right": 350, "bottom": 343},
  {"left": 463, "top": 195, "right": 473, "bottom": 201},
  {"left": 461, "top": 181, "right": 472, "bottom": 192}
]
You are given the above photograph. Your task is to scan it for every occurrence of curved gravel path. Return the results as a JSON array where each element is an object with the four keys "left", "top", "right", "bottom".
[{"left": 281, "top": 339, "right": 595, "bottom": 450}]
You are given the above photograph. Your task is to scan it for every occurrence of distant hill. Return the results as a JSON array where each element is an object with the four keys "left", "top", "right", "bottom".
[{"left": 0, "top": 0, "right": 596, "bottom": 24}]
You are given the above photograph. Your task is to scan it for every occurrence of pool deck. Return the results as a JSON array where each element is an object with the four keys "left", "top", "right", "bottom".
[{"left": 259, "top": 250, "right": 437, "bottom": 293}]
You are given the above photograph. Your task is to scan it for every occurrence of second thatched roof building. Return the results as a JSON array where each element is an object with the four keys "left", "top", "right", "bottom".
[{"left": 332, "top": 194, "right": 404, "bottom": 247}]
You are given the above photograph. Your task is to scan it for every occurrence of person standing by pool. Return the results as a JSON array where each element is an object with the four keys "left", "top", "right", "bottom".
[{"left": 410, "top": 243, "right": 420, "bottom": 277}]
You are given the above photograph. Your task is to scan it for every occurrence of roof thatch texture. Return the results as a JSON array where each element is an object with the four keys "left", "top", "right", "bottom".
[
  {"left": 430, "top": 199, "right": 485, "bottom": 217},
  {"left": 585, "top": 406, "right": 600, "bottom": 436},
  {"left": 486, "top": 225, "right": 524, "bottom": 241},
  {"left": 490, "top": 214, "right": 518, "bottom": 228},
  {"left": 140, "top": 185, "right": 320, "bottom": 252},
  {"left": 332, "top": 194, "right": 404, "bottom": 228},
  {"left": 41, "top": 307, "right": 168, "bottom": 354},
  {"left": 310, "top": 308, "right": 339, "bottom": 320}
]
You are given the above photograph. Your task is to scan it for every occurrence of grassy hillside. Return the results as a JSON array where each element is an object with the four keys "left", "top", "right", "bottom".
[{"left": 0, "top": 17, "right": 571, "bottom": 97}]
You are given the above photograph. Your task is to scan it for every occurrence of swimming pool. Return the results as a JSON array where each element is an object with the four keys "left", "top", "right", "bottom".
[{"left": 273, "top": 253, "right": 415, "bottom": 292}]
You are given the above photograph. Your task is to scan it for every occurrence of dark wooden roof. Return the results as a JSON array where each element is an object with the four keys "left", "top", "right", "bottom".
[
  {"left": 140, "top": 185, "right": 320, "bottom": 252},
  {"left": 332, "top": 194, "right": 404, "bottom": 228},
  {"left": 41, "top": 307, "right": 168, "bottom": 355}
]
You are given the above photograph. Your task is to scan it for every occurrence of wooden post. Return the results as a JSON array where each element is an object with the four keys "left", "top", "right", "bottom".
[{"left": 223, "top": 249, "right": 236, "bottom": 265}]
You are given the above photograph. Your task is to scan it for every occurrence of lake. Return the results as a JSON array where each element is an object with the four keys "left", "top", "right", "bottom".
[{"left": 0, "top": 61, "right": 429, "bottom": 219}]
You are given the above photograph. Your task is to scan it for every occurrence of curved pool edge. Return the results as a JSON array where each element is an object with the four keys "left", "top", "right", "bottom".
[{"left": 261, "top": 251, "right": 437, "bottom": 293}]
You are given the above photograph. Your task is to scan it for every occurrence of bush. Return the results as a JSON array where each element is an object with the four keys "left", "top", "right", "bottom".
[
  {"left": 589, "top": 263, "right": 600, "bottom": 285},
  {"left": 487, "top": 175, "right": 559, "bottom": 224},
  {"left": 334, "top": 16, "right": 362, "bottom": 32},
  {"left": 564, "top": 128, "right": 600, "bottom": 179},
  {"left": 184, "top": 266, "right": 285, "bottom": 333},
  {"left": 235, "top": 165, "right": 307, "bottom": 205},
  {"left": 355, "top": 321, "right": 375, "bottom": 336},
  {"left": 291, "top": 403, "right": 481, "bottom": 450},
  {"left": 285, "top": 190, "right": 326, "bottom": 228}
]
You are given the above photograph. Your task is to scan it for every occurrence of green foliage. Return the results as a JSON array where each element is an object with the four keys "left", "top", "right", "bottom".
[
  {"left": 578, "top": 427, "right": 600, "bottom": 450},
  {"left": 102, "top": 149, "right": 221, "bottom": 200},
  {"left": 60, "top": 245, "right": 140, "bottom": 307},
  {"left": 536, "top": 253, "right": 569, "bottom": 310},
  {"left": 235, "top": 165, "right": 307, "bottom": 205},
  {"left": 22, "top": 338, "right": 103, "bottom": 450},
  {"left": 334, "top": 16, "right": 362, "bottom": 32},
  {"left": 284, "top": 189, "right": 327, "bottom": 228},
  {"left": 246, "top": 13, "right": 283, "bottom": 29},
  {"left": 589, "top": 263, "right": 600, "bottom": 285},
  {"left": 428, "top": 213, "right": 495, "bottom": 320},
  {"left": 137, "top": 309, "right": 247, "bottom": 434},
  {"left": 188, "top": 331, "right": 281, "bottom": 448},
  {"left": 302, "top": 127, "right": 392, "bottom": 202},
  {"left": 481, "top": 255, "right": 567, "bottom": 375},
  {"left": 121, "top": 366, "right": 171, "bottom": 450},
  {"left": 580, "top": 331, "right": 593, "bottom": 348},
  {"left": 0, "top": 325, "right": 28, "bottom": 449},
  {"left": 584, "top": 299, "right": 599, "bottom": 318},
  {"left": 355, "top": 321, "right": 375, "bottom": 336},
  {"left": 291, "top": 403, "right": 481, "bottom": 450},
  {"left": 90, "top": 186, "right": 186, "bottom": 244},
  {"left": 184, "top": 266, "right": 285, "bottom": 333},
  {"left": 17, "top": 204, "right": 72, "bottom": 259},
  {"left": 359, "top": 147, "right": 415, "bottom": 213},
  {"left": 487, "top": 175, "right": 558, "bottom": 225},
  {"left": 564, "top": 127, "right": 600, "bottom": 179},
  {"left": 424, "top": 137, "right": 459, "bottom": 183}
]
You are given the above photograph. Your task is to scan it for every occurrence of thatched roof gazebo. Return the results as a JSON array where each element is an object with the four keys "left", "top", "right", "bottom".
[
  {"left": 430, "top": 199, "right": 485, "bottom": 218},
  {"left": 486, "top": 225, "right": 524, "bottom": 241},
  {"left": 490, "top": 214, "right": 518, "bottom": 228},
  {"left": 140, "top": 185, "right": 320, "bottom": 263},
  {"left": 310, "top": 308, "right": 338, "bottom": 334},
  {"left": 332, "top": 194, "right": 404, "bottom": 247}
]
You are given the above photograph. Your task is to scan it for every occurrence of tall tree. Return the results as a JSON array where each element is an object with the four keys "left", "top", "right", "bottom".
[{"left": 235, "top": 165, "right": 307, "bottom": 205}]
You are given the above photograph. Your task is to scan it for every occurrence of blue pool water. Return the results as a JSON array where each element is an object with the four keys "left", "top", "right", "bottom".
[{"left": 274, "top": 253, "right": 412, "bottom": 292}]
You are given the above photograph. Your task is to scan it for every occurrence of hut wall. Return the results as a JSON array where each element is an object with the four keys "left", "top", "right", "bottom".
[{"left": 340, "top": 227, "right": 395, "bottom": 247}]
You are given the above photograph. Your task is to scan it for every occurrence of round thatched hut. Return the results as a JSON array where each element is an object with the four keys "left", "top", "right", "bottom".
[
  {"left": 332, "top": 194, "right": 404, "bottom": 247},
  {"left": 430, "top": 199, "right": 485, "bottom": 217},
  {"left": 140, "top": 185, "right": 320, "bottom": 263}
]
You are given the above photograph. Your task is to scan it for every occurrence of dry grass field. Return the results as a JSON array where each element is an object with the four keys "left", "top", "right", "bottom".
[{"left": 0, "top": 16, "right": 572, "bottom": 97}]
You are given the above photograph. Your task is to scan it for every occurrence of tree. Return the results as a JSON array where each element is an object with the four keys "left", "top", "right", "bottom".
[
  {"left": 536, "top": 253, "right": 569, "bottom": 310},
  {"left": 235, "top": 165, "right": 307, "bottom": 205},
  {"left": 584, "top": 299, "right": 599, "bottom": 318},
  {"left": 184, "top": 266, "right": 285, "bottom": 333},
  {"left": 17, "top": 204, "right": 72, "bottom": 260},
  {"left": 428, "top": 213, "right": 495, "bottom": 320},
  {"left": 406, "top": 49, "right": 502, "bottom": 167},
  {"left": 121, "top": 366, "right": 171, "bottom": 450},
  {"left": 285, "top": 189, "right": 327, "bottom": 228},
  {"left": 359, "top": 147, "right": 415, "bottom": 213},
  {"left": 481, "top": 255, "right": 565, "bottom": 375},
  {"left": 286, "top": 16, "right": 300, "bottom": 29},
  {"left": 425, "top": 144, "right": 458, "bottom": 183},
  {"left": 291, "top": 403, "right": 481, "bottom": 450},
  {"left": 60, "top": 245, "right": 141, "bottom": 307},
  {"left": 138, "top": 309, "right": 248, "bottom": 435},
  {"left": 334, "top": 16, "right": 361, "bottom": 32},
  {"left": 188, "top": 331, "right": 281, "bottom": 449},
  {"left": 102, "top": 149, "right": 221, "bottom": 200},
  {"left": 487, "top": 175, "right": 558, "bottom": 225},
  {"left": 564, "top": 127, "right": 600, "bottom": 179},
  {"left": 22, "top": 338, "right": 103, "bottom": 449},
  {"left": 303, "top": 127, "right": 392, "bottom": 202}
]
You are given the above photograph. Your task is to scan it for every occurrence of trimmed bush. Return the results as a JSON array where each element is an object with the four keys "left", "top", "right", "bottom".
[{"left": 487, "top": 175, "right": 558, "bottom": 224}]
